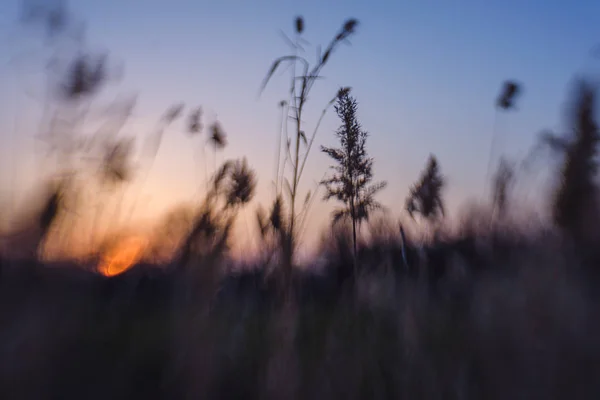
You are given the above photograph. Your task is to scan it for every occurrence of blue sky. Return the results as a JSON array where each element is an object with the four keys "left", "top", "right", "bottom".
[{"left": 1, "top": 0, "right": 599, "bottom": 251}]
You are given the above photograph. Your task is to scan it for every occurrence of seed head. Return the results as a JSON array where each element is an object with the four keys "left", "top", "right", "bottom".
[{"left": 295, "top": 16, "right": 304, "bottom": 34}]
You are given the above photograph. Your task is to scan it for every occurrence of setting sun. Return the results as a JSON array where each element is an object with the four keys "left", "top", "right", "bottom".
[{"left": 99, "top": 236, "right": 147, "bottom": 277}]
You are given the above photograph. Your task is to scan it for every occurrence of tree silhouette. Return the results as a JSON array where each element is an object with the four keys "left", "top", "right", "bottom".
[
  {"left": 321, "top": 90, "right": 386, "bottom": 273},
  {"left": 551, "top": 80, "right": 599, "bottom": 243},
  {"left": 405, "top": 155, "right": 445, "bottom": 228}
]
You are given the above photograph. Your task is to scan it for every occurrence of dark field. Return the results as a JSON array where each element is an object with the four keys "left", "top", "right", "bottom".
[{"left": 2, "top": 229, "right": 600, "bottom": 400}]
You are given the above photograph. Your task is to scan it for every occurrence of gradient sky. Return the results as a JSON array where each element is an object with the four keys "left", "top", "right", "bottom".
[{"left": 1, "top": 0, "right": 600, "bottom": 254}]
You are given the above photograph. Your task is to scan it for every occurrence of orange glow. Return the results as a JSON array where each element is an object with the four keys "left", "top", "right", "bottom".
[{"left": 99, "top": 236, "right": 147, "bottom": 277}]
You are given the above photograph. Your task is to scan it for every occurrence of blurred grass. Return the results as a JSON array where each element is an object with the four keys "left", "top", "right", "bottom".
[{"left": 2, "top": 228, "right": 600, "bottom": 399}]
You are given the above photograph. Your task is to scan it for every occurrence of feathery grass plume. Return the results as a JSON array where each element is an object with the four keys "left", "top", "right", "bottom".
[
  {"left": 188, "top": 106, "right": 203, "bottom": 134},
  {"left": 208, "top": 121, "right": 227, "bottom": 150},
  {"left": 270, "top": 195, "right": 285, "bottom": 233},
  {"left": 321, "top": 89, "right": 386, "bottom": 273},
  {"left": 486, "top": 80, "right": 522, "bottom": 187},
  {"left": 204, "top": 158, "right": 257, "bottom": 213},
  {"left": 343, "top": 19, "right": 358, "bottom": 34},
  {"left": 259, "top": 17, "right": 359, "bottom": 287},
  {"left": 187, "top": 106, "right": 205, "bottom": 191},
  {"left": 225, "top": 158, "right": 256, "bottom": 208},
  {"left": 406, "top": 155, "right": 446, "bottom": 230},
  {"left": 295, "top": 16, "right": 304, "bottom": 34},
  {"left": 61, "top": 53, "right": 107, "bottom": 100},
  {"left": 179, "top": 158, "right": 257, "bottom": 268},
  {"left": 497, "top": 81, "right": 521, "bottom": 110},
  {"left": 162, "top": 103, "right": 185, "bottom": 123},
  {"left": 208, "top": 121, "right": 227, "bottom": 176}
]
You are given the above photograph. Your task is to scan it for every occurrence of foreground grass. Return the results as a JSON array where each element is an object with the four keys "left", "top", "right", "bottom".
[{"left": 1, "top": 234, "right": 600, "bottom": 400}]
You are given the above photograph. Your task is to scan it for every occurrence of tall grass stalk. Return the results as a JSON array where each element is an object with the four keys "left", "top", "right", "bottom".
[{"left": 260, "top": 17, "right": 359, "bottom": 291}]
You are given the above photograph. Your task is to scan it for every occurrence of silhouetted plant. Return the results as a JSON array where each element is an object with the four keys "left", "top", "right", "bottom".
[
  {"left": 39, "top": 183, "right": 64, "bottom": 241},
  {"left": 211, "top": 160, "right": 233, "bottom": 197},
  {"left": 225, "top": 158, "right": 256, "bottom": 208},
  {"left": 61, "top": 54, "right": 107, "bottom": 100},
  {"left": 550, "top": 80, "right": 600, "bottom": 243},
  {"left": 180, "top": 158, "right": 256, "bottom": 265},
  {"left": 492, "top": 157, "right": 515, "bottom": 219},
  {"left": 260, "top": 16, "right": 359, "bottom": 287},
  {"left": 36, "top": 176, "right": 82, "bottom": 259},
  {"left": 406, "top": 155, "right": 446, "bottom": 229},
  {"left": 269, "top": 196, "right": 285, "bottom": 234},
  {"left": 497, "top": 81, "right": 521, "bottom": 110},
  {"left": 256, "top": 195, "right": 288, "bottom": 271},
  {"left": 209, "top": 121, "right": 227, "bottom": 150},
  {"left": 321, "top": 90, "right": 386, "bottom": 273},
  {"left": 180, "top": 201, "right": 232, "bottom": 266},
  {"left": 208, "top": 121, "right": 227, "bottom": 176},
  {"left": 162, "top": 103, "right": 185, "bottom": 124},
  {"left": 295, "top": 16, "right": 304, "bottom": 34},
  {"left": 188, "top": 107, "right": 203, "bottom": 135},
  {"left": 184, "top": 105, "right": 211, "bottom": 192},
  {"left": 487, "top": 80, "right": 522, "bottom": 187},
  {"left": 273, "top": 100, "right": 288, "bottom": 193}
]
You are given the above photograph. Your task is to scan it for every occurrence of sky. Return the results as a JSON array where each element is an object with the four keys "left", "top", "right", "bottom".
[{"left": 0, "top": 0, "right": 599, "bottom": 255}]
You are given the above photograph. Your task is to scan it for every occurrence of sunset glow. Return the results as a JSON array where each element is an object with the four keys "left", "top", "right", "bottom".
[{"left": 98, "top": 236, "right": 147, "bottom": 277}]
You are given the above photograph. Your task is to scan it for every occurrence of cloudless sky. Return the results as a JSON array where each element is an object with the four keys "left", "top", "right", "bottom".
[{"left": 1, "top": 0, "right": 600, "bottom": 254}]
